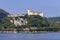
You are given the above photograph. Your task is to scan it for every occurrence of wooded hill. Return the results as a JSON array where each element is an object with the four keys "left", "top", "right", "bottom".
[{"left": 47, "top": 17, "right": 60, "bottom": 24}]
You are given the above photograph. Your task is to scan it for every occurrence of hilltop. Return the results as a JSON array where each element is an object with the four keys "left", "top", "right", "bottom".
[{"left": 0, "top": 9, "right": 9, "bottom": 18}]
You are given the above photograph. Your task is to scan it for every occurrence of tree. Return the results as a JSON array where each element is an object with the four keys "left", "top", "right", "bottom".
[
  {"left": 0, "top": 17, "right": 15, "bottom": 28},
  {"left": 27, "top": 15, "right": 49, "bottom": 27}
]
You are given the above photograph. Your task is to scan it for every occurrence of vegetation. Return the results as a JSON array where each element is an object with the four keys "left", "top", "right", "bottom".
[
  {"left": 0, "top": 9, "right": 60, "bottom": 32},
  {"left": 0, "top": 15, "right": 60, "bottom": 32},
  {"left": 0, "top": 17, "right": 15, "bottom": 31},
  {"left": 47, "top": 17, "right": 60, "bottom": 24},
  {"left": 27, "top": 15, "right": 49, "bottom": 27}
]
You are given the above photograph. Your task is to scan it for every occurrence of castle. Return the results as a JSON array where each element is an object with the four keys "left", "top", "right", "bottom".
[
  {"left": 28, "top": 9, "right": 43, "bottom": 17},
  {"left": 8, "top": 9, "right": 44, "bottom": 26}
]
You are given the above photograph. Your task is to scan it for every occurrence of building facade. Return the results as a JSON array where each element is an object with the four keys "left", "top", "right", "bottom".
[
  {"left": 28, "top": 9, "right": 44, "bottom": 17},
  {"left": 8, "top": 14, "right": 27, "bottom": 26}
]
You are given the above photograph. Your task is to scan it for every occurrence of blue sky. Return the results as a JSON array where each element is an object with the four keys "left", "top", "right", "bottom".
[{"left": 0, "top": 0, "right": 60, "bottom": 17}]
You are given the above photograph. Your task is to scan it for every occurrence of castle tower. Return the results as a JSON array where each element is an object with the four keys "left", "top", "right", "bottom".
[{"left": 28, "top": 9, "right": 32, "bottom": 15}]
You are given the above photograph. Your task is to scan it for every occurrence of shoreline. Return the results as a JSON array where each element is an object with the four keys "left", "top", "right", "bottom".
[{"left": 0, "top": 31, "right": 59, "bottom": 34}]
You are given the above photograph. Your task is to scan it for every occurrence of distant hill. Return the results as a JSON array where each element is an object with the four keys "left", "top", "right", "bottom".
[
  {"left": 0, "top": 9, "right": 9, "bottom": 18},
  {"left": 47, "top": 17, "right": 60, "bottom": 24}
]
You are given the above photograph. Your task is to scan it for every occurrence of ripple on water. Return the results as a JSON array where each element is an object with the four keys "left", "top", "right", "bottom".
[{"left": 0, "top": 32, "right": 60, "bottom": 40}]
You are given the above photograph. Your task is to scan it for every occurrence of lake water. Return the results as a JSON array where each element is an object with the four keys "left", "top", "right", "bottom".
[{"left": 0, "top": 32, "right": 60, "bottom": 40}]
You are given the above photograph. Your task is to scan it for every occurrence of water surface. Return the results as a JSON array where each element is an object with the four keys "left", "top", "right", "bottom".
[{"left": 0, "top": 32, "right": 60, "bottom": 40}]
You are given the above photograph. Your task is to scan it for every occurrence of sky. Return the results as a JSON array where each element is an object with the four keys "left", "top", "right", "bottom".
[{"left": 0, "top": 0, "right": 60, "bottom": 17}]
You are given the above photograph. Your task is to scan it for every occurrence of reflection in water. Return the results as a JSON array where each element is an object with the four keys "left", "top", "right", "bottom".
[{"left": 0, "top": 32, "right": 60, "bottom": 40}]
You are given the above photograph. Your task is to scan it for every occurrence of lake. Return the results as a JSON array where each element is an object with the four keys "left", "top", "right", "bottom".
[{"left": 0, "top": 32, "right": 60, "bottom": 40}]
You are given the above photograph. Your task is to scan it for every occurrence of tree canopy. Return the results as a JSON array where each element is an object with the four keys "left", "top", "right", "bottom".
[
  {"left": 27, "top": 15, "right": 49, "bottom": 27},
  {"left": 0, "top": 17, "right": 15, "bottom": 28}
]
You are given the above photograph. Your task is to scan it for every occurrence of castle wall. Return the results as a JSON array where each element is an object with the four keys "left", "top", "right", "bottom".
[{"left": 28, "top": 9, "right": 44, "bottom": 17}]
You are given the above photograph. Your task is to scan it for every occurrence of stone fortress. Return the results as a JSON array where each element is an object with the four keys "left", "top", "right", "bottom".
[
  {"left": 28, "top": 9, "right": 43, "bottom": 17},
  {"left": 8, "top": 9, "right": 44, "bottom": 26}
]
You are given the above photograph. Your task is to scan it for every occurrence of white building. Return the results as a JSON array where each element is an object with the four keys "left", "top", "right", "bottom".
[
  {"left": 8, "top": 14, "right": 24, "bottom": 17},
  {"left": 8, "top": 14, "right": 27, "bottom": 26},
  {"left": 13, "top": 18, "right": 27, "bottom": 26},
  {"left": 28, "top": 9, "right": 44, "bottom": 17}
]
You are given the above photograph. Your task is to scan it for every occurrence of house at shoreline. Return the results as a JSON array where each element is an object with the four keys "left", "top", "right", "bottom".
[{"left": 8, "top": 9, "right": 44, "bottom": 26}]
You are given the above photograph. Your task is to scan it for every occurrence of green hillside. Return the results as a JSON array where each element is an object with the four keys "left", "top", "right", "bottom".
[{"left": 47, "top": 17, "right": 60, "bottom": 24}]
